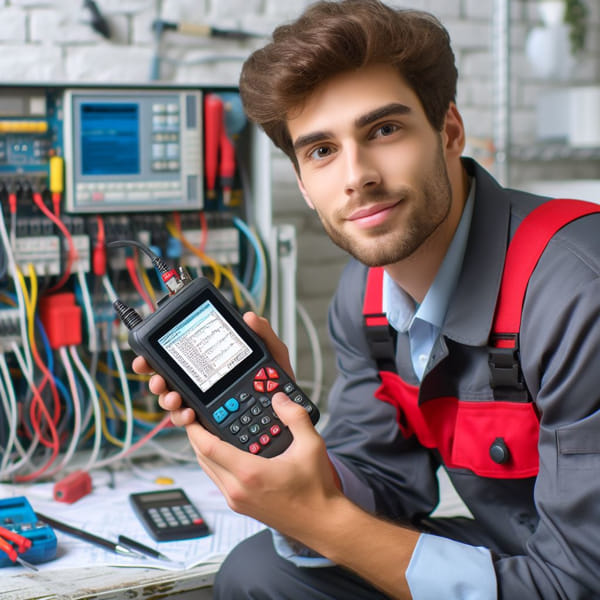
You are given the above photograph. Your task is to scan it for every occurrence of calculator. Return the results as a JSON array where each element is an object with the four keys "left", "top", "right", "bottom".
[{"left": 129, "top": 489, "right": 210, "bottom": 541}]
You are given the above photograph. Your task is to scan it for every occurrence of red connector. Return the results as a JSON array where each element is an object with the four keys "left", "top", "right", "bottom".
[
  {"left": 53, "top": 470, "right": 92, "bottom": 503},
  {"left": 38, "top": 293, "right": 82, "bottom": 349}
]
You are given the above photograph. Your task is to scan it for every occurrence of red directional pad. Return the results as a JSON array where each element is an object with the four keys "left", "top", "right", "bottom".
[{"left": 254, "top": 366, "right": 280, "bottom": 393}]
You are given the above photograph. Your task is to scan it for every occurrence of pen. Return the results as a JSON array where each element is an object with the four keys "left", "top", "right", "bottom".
[
  {"left": 35, "top": 512, "right": 143, "bottom": 559},
  {"left": 118, "top": 535, "right": 174, "bottom": 563}
]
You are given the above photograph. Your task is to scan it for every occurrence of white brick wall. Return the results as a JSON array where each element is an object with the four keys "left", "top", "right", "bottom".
[{"left": 0, "top": 0, "right": 598, "bottom": 399}]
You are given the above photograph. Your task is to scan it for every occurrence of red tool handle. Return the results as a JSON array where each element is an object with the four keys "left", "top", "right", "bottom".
[
  {"left": 0, "top": 536, "right": 17, "bottom": 562},
  {"left": 0, "top": 525, "right": 32, "bottom": 553}
]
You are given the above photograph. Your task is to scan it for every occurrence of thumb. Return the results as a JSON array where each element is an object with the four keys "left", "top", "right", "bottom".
[{"left": 271, "top": 392, "right": 314, "bottom": 434}]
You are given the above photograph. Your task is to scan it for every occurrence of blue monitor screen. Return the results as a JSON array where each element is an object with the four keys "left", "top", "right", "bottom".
[{"left": 80, "top": 103, "right": 140, "bottom": 176}]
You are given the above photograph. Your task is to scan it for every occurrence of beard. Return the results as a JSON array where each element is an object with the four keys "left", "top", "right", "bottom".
[{"left": 314, "top": 145, "right": 453, "bottom": 267}]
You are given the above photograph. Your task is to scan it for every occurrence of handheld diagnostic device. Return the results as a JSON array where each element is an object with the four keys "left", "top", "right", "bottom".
[
  {"left": 129, "top": 488, "right": 209, "bottom": 541},
  {"left": 114, "top": 263, "right": 319, "bottom": 458}
]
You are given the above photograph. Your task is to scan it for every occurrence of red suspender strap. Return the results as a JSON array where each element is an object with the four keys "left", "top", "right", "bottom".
[
  {"left": 363, "top": 267, "right": 386, "bottom": 327},
  {"left": 493, "top": 199, "right": 600, "bottom": 348},
  {"left": 363, "top": 266, "right": 397, "bottom": 372}
]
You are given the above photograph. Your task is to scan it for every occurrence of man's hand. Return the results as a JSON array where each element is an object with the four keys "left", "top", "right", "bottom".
[{"left": 132, "top": 311, "right": 295, "bottom": 426}]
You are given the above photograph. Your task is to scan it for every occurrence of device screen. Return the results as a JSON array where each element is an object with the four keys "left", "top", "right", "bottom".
[
  {"left": 80, "top": 102, "right": 140, "bottom": 176},
  {"left": 157, "top": 299, "right": 252, "bottom": 393},
  {"left": 145, "top": 285, "right": 265, "bottom": 407}
]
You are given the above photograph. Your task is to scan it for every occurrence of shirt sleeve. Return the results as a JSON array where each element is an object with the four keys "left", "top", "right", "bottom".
[
  {"left": 406, "top": 534, "right": 497, "bottom": 600},
  {"left": 270, "top": 453, "right": 376, "bottom": 567}
]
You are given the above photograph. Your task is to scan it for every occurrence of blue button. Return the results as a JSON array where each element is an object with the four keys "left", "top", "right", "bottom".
[
  {"left": 212, "top": 407, "right": 228, "bottom": 423},
  {"left": 225, "top": 398, "right": 239, "bottom": 412}
]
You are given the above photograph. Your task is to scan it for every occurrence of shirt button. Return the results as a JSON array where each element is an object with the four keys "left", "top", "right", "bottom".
[{"left": 418, "top": 354, "right": 428, "bottom": 364}]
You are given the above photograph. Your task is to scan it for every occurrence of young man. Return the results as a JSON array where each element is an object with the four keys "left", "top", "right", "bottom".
[{"left": 134, "top": 1, "right": 600, "bottom": 598}]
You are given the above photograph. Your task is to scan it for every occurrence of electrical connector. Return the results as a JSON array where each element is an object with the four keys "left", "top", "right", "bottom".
[
  {"left": 53, "top": 470, "right": 92, "bottom": 504},
  {"left": 38, "top": 293, "right": 82, "bottom": 349}
]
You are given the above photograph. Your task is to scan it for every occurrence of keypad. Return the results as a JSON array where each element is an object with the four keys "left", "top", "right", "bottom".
[{"left": 208, "top": 363, "right": 317, "bottom": 455}]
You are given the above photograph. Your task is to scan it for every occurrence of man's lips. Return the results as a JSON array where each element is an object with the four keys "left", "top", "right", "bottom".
[{"left": 346, "top": 200, "right": 401, "bottom": 226}]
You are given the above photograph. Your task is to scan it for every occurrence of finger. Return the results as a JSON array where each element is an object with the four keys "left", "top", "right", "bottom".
[
  {"left": 148, "top": 374, "right": 170, "bottom": 395},
  {"left": 132, "top": 355, "right": 153, "bottom": 374},
  {"left": 242, "top": 312, "right": 295, "bottom": 379},
  {"left": 156, "top": 389, "right": 184, "bottom": 411},
  {"left": 271, "top": 392, "right": 315, "bottom": 436},
  {"left": 168, "top": 407, "right": 197, "bottom": 427}
]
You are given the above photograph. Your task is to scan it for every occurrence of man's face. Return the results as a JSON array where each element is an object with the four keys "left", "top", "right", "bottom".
[{"left": 288, "top": 63, "right": 454, "bottom": 267}]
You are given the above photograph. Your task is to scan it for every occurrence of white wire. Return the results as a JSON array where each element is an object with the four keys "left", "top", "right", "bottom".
[
  {"left": 77, "top": 267, "right": 98, "bottom": 353},
  {"left": 46, "top": 346, "right": 82, "bottom": 474},
  {"left": 0, "top": 208, "right": 33, "bottom": 373},
  {"left": 69, "top": 345, "right": 103, "bottom": 471},
  {"left": 0, "top": 352, "right": 19, "bottom": 476},
  {"left": 101, "top": 273, "right": 118, "bottom": 304},
  {"left": 7, "top": 341, "right": 43, "bottom": 476},
  {"left": 91, "top": 337, "right": 134, "bottom": 469},
  {"left": 295, "top": 301, "right": 323, "bottom": 408}
]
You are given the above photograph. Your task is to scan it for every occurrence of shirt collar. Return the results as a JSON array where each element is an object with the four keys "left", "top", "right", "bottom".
[{"left": 383, "top": 180, "right": 476, "bottom": 332}]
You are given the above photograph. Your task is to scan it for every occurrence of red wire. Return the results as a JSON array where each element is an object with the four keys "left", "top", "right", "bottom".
[
  {"left": 126, "top": 254, "right": 154, "bottom": 313},
  {"left": 199, "top": 211, "right": 208, "bottom": 252},
  {"left": 32, "top": 192, "right": 77, "bottom": 293},
  {"left": 15, "top": 377, "right": 60, "bottom": 482}
]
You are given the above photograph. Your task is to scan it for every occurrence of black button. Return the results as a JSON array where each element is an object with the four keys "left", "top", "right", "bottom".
[{"left": 489, "top": 437, "right": 510, "bottom": 464}]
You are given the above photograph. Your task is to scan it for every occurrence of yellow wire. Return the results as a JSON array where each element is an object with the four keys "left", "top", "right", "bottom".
[
  {"left": 165, "top": 221, "right": 222, "bottom": 287},
  {"left": 95, "top": 381, "right": 124, "bottom": 447},
  {"left": 112, "top": 393, "right": 164, "bottom": 422},
  {"left": 26, "top": 265, "right": 38, "bottom": 350},
  {"left": 0, "top": 294, "right": 16, "bottom": 306},
  {"left": 15, "top": 267, "right": 33, "bottom": 344},
  {"left": 136, "top": 254, "right": 157, "bottom": 304},
  {"left": 165, "top": 221, "right": 245, "bottom": 308},
  {"left": 96, "top": 360, "right": 150, "bottom": 382}
]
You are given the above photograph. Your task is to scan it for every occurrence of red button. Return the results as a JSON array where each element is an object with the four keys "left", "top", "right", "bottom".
[
  {"left": 270, "top": 424, "right": 281, "bottom": 436},
  {"left": 249, "top": 442, "right": 260, "bottom": 454},
  {"left": 266, "top": 380, "right": 279, "bottom": 392},
  {"left": 266, "top": 367, "right": 279, "bottom": 379},
  {"left": 259, "top": 434, "right": 270, "bottom": 446},
  {"left": 255, "top": 368, "right": 267, "bottom": 380},
  {"left": 193, "top": 517, "right": 204, "bottom": 525},
  {"left": 253, "top": 381, "right": 265, "bottom": 393}
]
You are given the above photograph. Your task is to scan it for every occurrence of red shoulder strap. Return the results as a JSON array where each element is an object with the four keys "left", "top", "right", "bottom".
[
  {"left": 363, "top": 266, "right": 387, "bottom": 326},
  {"left": 492, "top": 198, "right": 600, "bottom": 348}
]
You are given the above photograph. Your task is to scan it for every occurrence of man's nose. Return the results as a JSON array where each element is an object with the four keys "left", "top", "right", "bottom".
[{"left": 343, "top": 145, "right": 381, "bottom": 195}]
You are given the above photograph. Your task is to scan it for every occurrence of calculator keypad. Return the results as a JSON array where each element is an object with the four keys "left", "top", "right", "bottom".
[{"left": 148, "top": 504, "right": 205, "bottom": 531}]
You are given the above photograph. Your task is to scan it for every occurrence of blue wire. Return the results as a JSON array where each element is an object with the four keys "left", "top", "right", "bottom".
[{"left": 232, "top": 217, "right": 265, "bottom": 301}]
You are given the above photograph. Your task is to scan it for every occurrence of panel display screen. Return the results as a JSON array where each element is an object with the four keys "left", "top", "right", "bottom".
[
  {"left": 80, "top": 103, "right": 140, "bottom": 175},
  {"left": 157, "top": 299, "right": 252, "bottom": 393}
]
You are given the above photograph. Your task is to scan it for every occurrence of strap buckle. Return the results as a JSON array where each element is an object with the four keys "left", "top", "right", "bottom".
[{"left": 488, "top": 334, "right": 526, "bottom": 391}]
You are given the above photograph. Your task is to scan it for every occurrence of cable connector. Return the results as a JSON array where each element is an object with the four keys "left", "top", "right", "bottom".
[
  {"left": 107, "top": 239, "right": 186, "bottom": 295},
  {"left": 113, "top": 298, "right": 143, "bottom": 330}
]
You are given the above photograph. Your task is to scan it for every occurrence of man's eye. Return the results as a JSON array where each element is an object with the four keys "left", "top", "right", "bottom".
[
  {"left": 309, "top": 146, "right": 332, "bottom": 160},
  {"left": 374, "top": 123, "right": 399, "bottom": 137}
]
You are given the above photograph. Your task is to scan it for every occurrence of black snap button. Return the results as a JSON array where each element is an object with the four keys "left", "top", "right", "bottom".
[{"left": 489, "top": 437, "right": 510, "bottom": 464}]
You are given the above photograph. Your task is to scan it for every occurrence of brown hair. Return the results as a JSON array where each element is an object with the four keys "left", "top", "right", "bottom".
[{"left": 239, "top": 0, "right": 458, "bottom": 168}]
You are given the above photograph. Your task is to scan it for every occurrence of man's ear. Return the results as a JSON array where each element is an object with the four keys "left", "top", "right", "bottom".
[
  {"left": 295, "top": 172, "right": 314, "bottom": 209},
  {"left": 442, "top": 103, "right": 466, "bottom": 157}
]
